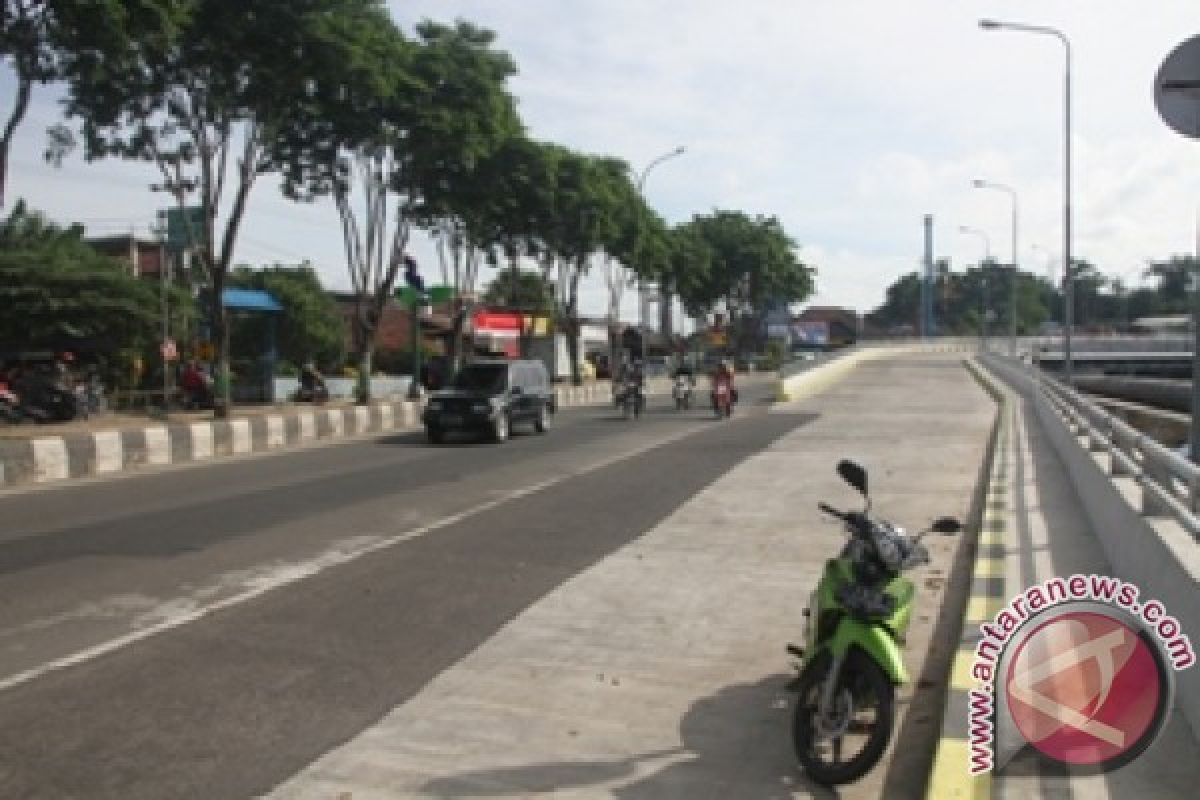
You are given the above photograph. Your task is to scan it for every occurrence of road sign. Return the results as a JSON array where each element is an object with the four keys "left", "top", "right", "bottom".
[
  {"left": 1155, "top": 34, "right": 1200, "bottom": 139},
  {"left": 395, "top": 284, "right": 455, "bottom": 308},
  {"left": 164, "top": 206, "right": 205, "bottom": 252}
]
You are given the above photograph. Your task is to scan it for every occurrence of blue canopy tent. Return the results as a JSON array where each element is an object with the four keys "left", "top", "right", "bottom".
[{"left": 220, "top": 288, "right": 283, "bottom": 403}]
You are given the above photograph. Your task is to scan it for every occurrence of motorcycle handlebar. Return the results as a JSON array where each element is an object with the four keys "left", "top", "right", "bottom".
[{"left": 817, "top": 502, "right": 847, "bottom": 520}]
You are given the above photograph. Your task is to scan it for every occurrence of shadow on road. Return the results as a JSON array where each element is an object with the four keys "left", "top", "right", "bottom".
[{"left": 419, "top": 673, "right": 838, "bottom": 799}]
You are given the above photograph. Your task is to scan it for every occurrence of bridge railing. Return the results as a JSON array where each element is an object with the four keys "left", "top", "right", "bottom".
[{"left": 989, "top": 354, "right": 1200, "bottom": 540}]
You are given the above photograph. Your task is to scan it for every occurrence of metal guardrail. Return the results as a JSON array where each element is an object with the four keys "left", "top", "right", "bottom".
[{"left": 991, "top": 355, "right": 1200, "bottom": 541}]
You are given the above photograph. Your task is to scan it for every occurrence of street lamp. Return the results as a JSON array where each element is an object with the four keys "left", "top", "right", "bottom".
[
  {"left": 980, "top": 17, "right": 1073, "bottom": 384},
  {"left": 960, "top": 225, "right": 993, "bottom": 348},
  {"left": 973, "top": 179, "right": 1019, "bottom": 357},
  {"left": 633, "top": 145, "right": 686, "bottom": 363}
]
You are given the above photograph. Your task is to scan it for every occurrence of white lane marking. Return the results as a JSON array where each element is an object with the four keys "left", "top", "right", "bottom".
[
  {"left": 0, "top": 421, "right": 712, "bottom": 693},
  {"left": 31, "top": 438, "right": 69, "bottom": 483},
  {"left": 92, "top": 431, "right": 123, "bottom": 474}
]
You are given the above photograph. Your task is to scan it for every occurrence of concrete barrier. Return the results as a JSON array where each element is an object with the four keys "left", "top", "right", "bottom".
[{"left": 984, "top": 354, "right": 1200, "bottom": 743}]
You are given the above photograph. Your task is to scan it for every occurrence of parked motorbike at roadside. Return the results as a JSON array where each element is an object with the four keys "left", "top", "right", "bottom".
[{"left": 786, "top": 459, "right": 961, "bottom": 785}]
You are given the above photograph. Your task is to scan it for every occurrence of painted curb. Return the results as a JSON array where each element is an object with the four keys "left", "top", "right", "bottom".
[
  {"left": 0, "top": 380, "right": 642, "bottom": 490},
  {"left": 924, "top": 357, "right": 1009, "bottom": 800}
]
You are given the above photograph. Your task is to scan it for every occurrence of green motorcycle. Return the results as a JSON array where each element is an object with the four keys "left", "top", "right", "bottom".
[{"left": 787, "top": 459, "right": 961, "bottom": 785}]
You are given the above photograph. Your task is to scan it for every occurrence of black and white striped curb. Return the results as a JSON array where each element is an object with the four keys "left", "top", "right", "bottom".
[{"left": 0, "top": 381, "right": 642, "bottom": 489}]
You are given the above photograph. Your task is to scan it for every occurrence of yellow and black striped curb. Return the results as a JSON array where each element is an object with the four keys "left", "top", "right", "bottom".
[{"left": 925, "top": 360, "right": 1011, "bottom": 800}]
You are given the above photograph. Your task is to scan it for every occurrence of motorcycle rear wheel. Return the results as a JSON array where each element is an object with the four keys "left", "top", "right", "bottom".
[{"left": 791, "top": 650, "right": 894, "bottom": 786}]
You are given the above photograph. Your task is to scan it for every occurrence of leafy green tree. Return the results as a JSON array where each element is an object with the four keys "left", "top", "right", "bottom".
[
  {"left": 228, "top": 263, "right": 344, "bottom": 372},
  {"left": 673, "top": 210, "right": 814, "bottom": 351},
  {"left": 1144, "top": 256, "right": 1200, "bottom": 315},
  {"left": 0, "top": 202, "right": 192, "bottom": 386},
  {"left": 477, "top": 136, "right": 563, "bottom": 291},
  {"left": 2, "top": 0, "right": 178, "bottom": 208},
  {"left": 530, "top": 149, "right": 633, "bottom": 383},
  {"left": 481, "top": 269, "right": 553, "bottom": 312},
  {"left": 416, "top": 21, "right": 523, "bottom": 371},
  {"left": 52, "top": 0, "right": 374, "bottom": 415},
  {"left": 284, "top": 16, "right": 520, "bottom": 397},
  {"left": 869, "top": 262, "right": 1051, "bottom": 336}
]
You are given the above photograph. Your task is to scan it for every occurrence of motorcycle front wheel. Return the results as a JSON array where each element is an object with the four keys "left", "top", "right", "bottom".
[{"left": 791, "top": 650, "right": 895, "bottom": 786}]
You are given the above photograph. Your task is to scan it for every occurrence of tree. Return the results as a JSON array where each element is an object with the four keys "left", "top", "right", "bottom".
[
  {"left": 674, "top": 210, "right": 814, "bottom": 352},
  {"left": 533, "top": 149, "right": 632, "bottom": 384},
  {"left": 415, "top": 20, "right": 522, "bottom": 371},
  {"left": 481, "top": 269, "right": 553, "bottom": 312},
  {"left": 2, "top": 1, "right": 178, "bottom": 208},
  {"left": 1145, "top": 256, "right": 1200, "bottom": 315},
  {"left": 53, "top": 0, "right": 372, "bottom": 415},
  {"left": 228, "top": 263, "right": 344, "bottom": 372},
  {"left": 283, "top": 16, "right": 520, "bottom": 399},
  {"left": 472, "top": 135, "right": 562, "bottom": 356},
  {"left": 869, "top": 262, "right": 1052, "bottom": 336},
  {"left": 0, "top": 202, "right": 191, "bottom": 386}
]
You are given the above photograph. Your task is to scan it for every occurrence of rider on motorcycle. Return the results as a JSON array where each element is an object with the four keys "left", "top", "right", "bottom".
[
  {"left": 615, "top": 360, "right": 645, "bottom": 406},
  {"left": 710, "top": 359, "right": 737, "bottom": 408},
  {"left": 298, "top": 362, "right": 329, "bottom": 403}
]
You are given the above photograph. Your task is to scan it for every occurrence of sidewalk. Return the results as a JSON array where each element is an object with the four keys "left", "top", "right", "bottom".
[
  {"left": 928, "top": 359, "right": 1200, "bottom": 800},
  {"left": 264, "top": 350, "right": 995, "bottom": 799}
]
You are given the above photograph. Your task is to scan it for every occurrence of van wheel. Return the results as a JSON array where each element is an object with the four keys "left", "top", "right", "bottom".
[
  {"left": 491, "top": 413, "right": 510, "bottom": 443},
  {"left": 535, "top": 404, "right": 550, "bottom": 433}
]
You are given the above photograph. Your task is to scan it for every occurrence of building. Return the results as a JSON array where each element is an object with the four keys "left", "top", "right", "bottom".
[
  {"left": 86, "top": 234, "right": 168, "bottom": 279},
  {"left": 795, "top": 306, "right": 860, "bottom": 348},
  {"left": 328, "top": 291, "right": 451, "bottom": 361}
]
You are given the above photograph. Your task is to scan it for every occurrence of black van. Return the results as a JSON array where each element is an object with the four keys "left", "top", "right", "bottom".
[{"left": 422, "top": 359, "right": 555, "bottom": 443}]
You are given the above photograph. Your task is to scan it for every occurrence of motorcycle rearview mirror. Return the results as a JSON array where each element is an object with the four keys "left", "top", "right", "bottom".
[
  {"left": 930, "top": 516, "right": 962, "bottom": 534},
  {"left": 836, "top": 460, "right": 868, "bottom": 497}
]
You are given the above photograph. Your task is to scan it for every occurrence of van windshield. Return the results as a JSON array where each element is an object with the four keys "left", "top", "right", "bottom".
[{"left": 450, "top": 364, "right": 507, "bottom": 393}]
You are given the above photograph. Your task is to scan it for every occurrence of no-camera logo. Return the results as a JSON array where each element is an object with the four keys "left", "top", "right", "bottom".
[{"left": 1005, "top": 610, "right": 1169, "bottom": 769}]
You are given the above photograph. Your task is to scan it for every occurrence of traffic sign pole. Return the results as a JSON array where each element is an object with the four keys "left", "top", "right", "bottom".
[{"left": 1155, "top": 34, "right": 1200, "bottom": 462}]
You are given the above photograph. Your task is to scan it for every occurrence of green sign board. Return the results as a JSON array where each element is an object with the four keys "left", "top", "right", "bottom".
[
  {"left": 396, "top": 284, "right": 455, "bottom": 307},
  {"left": 164, "top": 206, "right": 205, "bottom": 252}
]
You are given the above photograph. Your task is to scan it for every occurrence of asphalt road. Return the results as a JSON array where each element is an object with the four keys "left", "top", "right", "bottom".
[{"left": 0, "top": 380, "right": 813, "bottom": 799}]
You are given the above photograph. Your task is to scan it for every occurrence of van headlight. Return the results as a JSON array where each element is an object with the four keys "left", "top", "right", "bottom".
[
  {"left": 427, "top": 399, "right": 443, "bottom": 411},
  {"left": 472, "top": 402, "right": 491, "bottom": 414}
]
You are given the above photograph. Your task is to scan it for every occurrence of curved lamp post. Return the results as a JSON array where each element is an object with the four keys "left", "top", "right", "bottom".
[
  {"left": 633, "top": 146, "right": 686, "bottom": 362},
  {"left": 980, "top": 18, "right": 1073, "bottom": 383}
]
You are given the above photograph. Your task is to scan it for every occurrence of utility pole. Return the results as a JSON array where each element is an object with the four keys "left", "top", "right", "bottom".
[{"left": 922, "top": 215, "right": 934, "bottom": 338}]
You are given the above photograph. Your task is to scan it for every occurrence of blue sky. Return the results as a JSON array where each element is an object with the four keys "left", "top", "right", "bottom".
[{"left": 5, "top": 1, "right": 1200, "bottom": 322}]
